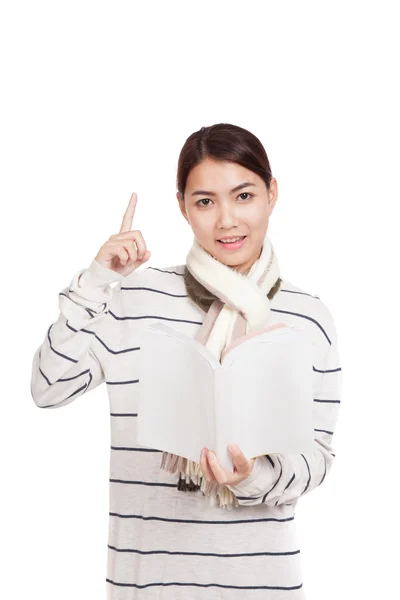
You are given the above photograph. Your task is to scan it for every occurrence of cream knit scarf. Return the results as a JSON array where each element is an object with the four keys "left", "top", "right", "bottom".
[{"left": 159, "top": 233, "right": 281, "bottom": 509}]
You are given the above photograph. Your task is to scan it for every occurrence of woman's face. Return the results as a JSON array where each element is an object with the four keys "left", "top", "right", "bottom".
[{"left": 177, "top": 157, "right": 278, "bottom": 273}]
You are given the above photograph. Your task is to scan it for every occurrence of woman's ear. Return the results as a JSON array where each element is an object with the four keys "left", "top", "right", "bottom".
[
  {"left": 268, "top": 178, "right": 278, "bottom": 213},
  {"left": 177, "top": 191, "right": 189, "bottom": 223}
]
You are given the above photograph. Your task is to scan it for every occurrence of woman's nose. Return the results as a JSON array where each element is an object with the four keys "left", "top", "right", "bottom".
[{"left": 216, "top": 203, "right": 239, "bottom": 228}]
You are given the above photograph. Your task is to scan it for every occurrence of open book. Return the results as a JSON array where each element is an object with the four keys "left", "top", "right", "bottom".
[{"left": 136, "top": 321, "right": 315, "bottom": 473}]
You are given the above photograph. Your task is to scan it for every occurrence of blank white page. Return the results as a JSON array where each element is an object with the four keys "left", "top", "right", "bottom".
[
  {"left": 136, "top": 325, "right": 216, "bottom": 463},
  {"left": 226, "top": 328, "right": 315, "bottom": 458}
]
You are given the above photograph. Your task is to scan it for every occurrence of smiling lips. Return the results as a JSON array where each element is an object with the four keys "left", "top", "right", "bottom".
[
  {"left": 217, "top": 236, "right": 246, "bottom": 249},
  {"left": 218, "top": 235, "right": 245, "bottom": 242}
]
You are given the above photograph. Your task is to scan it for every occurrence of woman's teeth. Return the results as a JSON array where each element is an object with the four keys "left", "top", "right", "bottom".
[
  {"left": 219, "top": 236, "right": 244, "bottom": 243},
  {"left": 217, "top": 236, "right": 246, "bottom": 248}
]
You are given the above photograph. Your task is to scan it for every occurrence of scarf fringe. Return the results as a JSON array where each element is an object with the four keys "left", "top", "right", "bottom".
[{"left": 160, "top": 451, "right": 239, "bottom": 509}]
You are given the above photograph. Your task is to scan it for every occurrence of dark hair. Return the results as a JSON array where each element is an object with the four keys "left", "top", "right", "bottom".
[{"left": 176, "top": 123, "right": 274, "bottom": 199}]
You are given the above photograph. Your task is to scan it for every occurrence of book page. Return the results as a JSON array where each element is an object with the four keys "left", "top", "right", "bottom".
[
  {"left": 144, "top": 322, "right": 220, "bottom": 369},
  {"left": 221, "top": 328, "right": 315, "bottom": 459},
  {"left": 136, "top": 323, "right": 216, "bottom": 463}
]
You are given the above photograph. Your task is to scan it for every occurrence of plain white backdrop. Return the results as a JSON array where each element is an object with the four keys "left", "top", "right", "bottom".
[{"left": 1, "top": 1, "right": 399, "bottom": 598}]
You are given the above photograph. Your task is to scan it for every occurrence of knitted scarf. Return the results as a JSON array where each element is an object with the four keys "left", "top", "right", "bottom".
[{"left": 160, "top": 233, "right": 282, "bottom": 509}]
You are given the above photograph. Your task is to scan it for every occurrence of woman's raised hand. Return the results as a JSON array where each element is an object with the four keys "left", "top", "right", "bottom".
[{"left": 95, "top": 193, "right": 151, "bottom": 276}]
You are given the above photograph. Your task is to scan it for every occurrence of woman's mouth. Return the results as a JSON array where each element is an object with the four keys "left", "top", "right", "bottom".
[{"left": 217, "top": 235, "right": 247, "bottom": 249}]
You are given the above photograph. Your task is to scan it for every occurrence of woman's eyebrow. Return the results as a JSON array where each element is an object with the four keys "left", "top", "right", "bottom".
[{"left": 190, "top": 182, "right": 257, "bottom": 197}]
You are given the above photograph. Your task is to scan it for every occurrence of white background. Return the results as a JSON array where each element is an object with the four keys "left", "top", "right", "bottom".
[{"left": 1, "top": 1, "right": 399, "bottom": 598}]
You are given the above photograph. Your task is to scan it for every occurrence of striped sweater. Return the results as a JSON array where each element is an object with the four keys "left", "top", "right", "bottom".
[{"left": 30, "top": 257, "right": 343, "bottom": 599}]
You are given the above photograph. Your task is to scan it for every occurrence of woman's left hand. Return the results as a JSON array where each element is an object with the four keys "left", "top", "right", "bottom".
[{"left": 200, "top": 443, "right": 255, "bottom": 486}]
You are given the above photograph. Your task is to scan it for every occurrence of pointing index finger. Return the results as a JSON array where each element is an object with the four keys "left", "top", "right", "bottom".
[{"left": 119, "top": 192, "right": 137, "bottom": 233}]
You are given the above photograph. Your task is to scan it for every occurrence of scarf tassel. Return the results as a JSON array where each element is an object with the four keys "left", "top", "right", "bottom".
[{"left": 160, "top": 451, "right": 239, "bottom": 509}]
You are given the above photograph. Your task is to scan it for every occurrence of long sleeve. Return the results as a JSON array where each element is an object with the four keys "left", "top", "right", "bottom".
[
  {"left": 227, "top": 306, "right": 343, "bottom": 507},
  {"left": 31, "top": 258, "right": 125, "bottom": 409}
]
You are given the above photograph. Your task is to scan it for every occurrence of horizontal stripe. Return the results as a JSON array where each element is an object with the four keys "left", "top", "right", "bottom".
[
  {"left": 108, "top": 309, "right": 203, "bottom": 326},
  {"left": 148, "top": 267, "right": 185, "bottom": 276},
  {"left": 65, "top": 320, "right": 141, "bottom": 355},
  {"left": 106, "top": 379, "right": 139, "bottom": 385},
  {"left": 111, "top": 446, "right": 161, "bottom": 452},
  {"left": 313, "top": 365, "right": 342, "bottom": 373},
  {"left": 106, "top": 578, "right": 303, "bottom": 591},
  {"left": 58, "top": 368, "right": 90, "bottom": 382},
  {"left": 280, "top": 288, "right": 320, "bottom": 299},
  {"left": 39, "top": 331, "right": 95, "bottom": 382},
  {"left": 106, "top": 370, "right": 341, "bottom": 385},
  {"left": 110, "top": 413, "right": 138, "bottom": 417},
  {"left": 107, "top": 543, "right": 300, "bottom": 557},
  {"left": 119, "top": 283, "right": 319, "bottom": 299},
  {"left": 120, "top": 285, "right": 188, "bottom": 297},
  {"left": 271, "top": 308, "right": 332, "bottom": 344},
  {"left": 314, "top": 398, "right": 341, "bottom": 403},
  {"left": 314, "top": 428, "right": 334, "bottom": 435},
  {"left": 110, "top": 478, "right": 177, "bottom": 488},
  {"left": 65, "top": 382, "right": 88, "bottom": 400},
  {"left": 109, "top": 511, "right": 295, "bottom": 524}
]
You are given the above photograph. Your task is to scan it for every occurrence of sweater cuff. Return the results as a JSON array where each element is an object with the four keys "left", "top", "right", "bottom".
[
  {"left": 227, "top": 455, "right": 275, "bottom": 498},
  {"left": 78, "top": 258, "right": 125, "bottom": 290}
]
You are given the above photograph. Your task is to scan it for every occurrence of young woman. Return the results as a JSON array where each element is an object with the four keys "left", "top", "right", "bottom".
[{"left": 31, "top": 123, "right": 342, "bottom": 599}]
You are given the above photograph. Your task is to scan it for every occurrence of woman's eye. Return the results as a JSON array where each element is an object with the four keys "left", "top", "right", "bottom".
[
  {"left": 197, "top": 198, "right": 212, "bottom": 206},
  {"left": 196, "top": 193, "right": 253, "bottom": 207}
]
